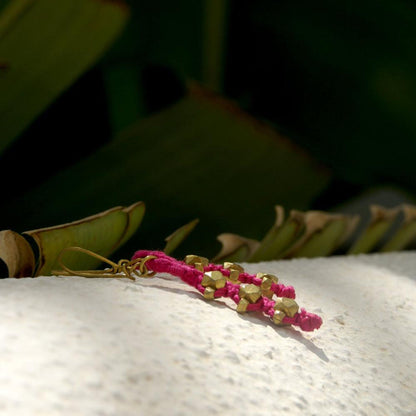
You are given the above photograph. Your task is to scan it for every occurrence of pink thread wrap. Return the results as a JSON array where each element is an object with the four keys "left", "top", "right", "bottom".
[{"left": 132, "top": 250, "right": 322, "bottom": 332}]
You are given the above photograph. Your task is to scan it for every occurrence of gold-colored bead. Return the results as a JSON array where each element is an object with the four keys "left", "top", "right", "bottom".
[
  {"left": 255, "top": 274, "right": 278, "bottom": 299},
  {"left": 274, "top": 297, "right": 299, "bottom": 318},
  {"left": 194, "top": 262, "right": 205, "bottom": 272},
  {"left": 272, "top": 309, "right": 286, "bottom": 325},
  {"left": 262, "top": 289, "right": 274, "bottom": 299},
  {"left": 239, "top": 284, "right": 262, "bottom": 303},
  {"left": 229, "top": 270, "right": 240, "bottom": 283},
  {"left": 260, "top": 276, "right": 273, "bottom": 290},
  {"left": 257, "top": 272, "right": 278, "bottom": 286},
  {"left": 201, "top": 271, "right": 227, "bottom": 289},
  {"left": 236, "top": 298, "right": 250, "bottom": 313},
  {"left": 185, "top": 255, "right": 209, "bottom": 267},
  {"left": 224, "top": 262, "right": 244, "bottom": 272},
  {"left": 203, "top": 287, "right": 215, "bottom": 300},
  {"left": 224, "top": 262, "right": 244, "bottom": 283}
]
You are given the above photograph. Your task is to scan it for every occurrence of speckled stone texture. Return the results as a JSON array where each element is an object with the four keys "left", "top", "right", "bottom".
[{"left": 0, "top": 252, "right": 415, "bottom": 415}]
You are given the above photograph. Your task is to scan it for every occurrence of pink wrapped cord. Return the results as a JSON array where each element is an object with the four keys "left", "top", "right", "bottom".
[{"left": 132, "top": 250, "right": 322, "bottom": 332}]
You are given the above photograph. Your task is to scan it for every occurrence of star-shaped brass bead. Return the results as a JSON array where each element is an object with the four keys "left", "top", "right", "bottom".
[
  {"left": 239, "top": 284, "right": 262, "bottom": 303},
  {"left": 201, "top": 271, "right": 227, "bottom": 289},
  {"left": 274, "top": 297, "right": 299, "bottom": 318}
]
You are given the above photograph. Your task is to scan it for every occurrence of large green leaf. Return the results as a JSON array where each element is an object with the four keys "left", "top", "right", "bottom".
[
  {"left": 25, "top": 202, "right": 145, "bottom": 276},
  {"left": 117, "top": 202, "right": 146, "bottom": 248},
  {"left": 0, "top": 86, "right": 331, "bottom": 258},
  {"left": 102, "top": 0, "right": 228, "bottom": 132},
  {"left": 0, "top": 0, "right": 128, "bottom": 154},
  {"left": 0, "top": 202, "right": 145, "bottom": 277}
]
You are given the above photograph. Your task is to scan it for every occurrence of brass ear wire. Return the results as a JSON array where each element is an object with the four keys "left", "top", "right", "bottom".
[{"left": 52, "top": 246, "right": 157, "bottom": 280}]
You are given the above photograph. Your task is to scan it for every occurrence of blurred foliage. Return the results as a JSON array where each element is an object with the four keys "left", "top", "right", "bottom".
[
  {"left": 214, "top": 203, "right": 416, "bottom": 263},
  {"left": 0, "top": 0, "right": 128, "bottom": 151},
  {"left": 225, "top": 0, "right": 416, "bottom": 192},
  {"left": 0, "top": 86, "right": 330, "bottom": 258},
  {"left": 1, "top": 0, "right": 416, "bottom": 261}
]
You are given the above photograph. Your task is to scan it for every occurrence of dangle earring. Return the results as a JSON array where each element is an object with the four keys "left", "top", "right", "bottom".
[{"left": 54, "top": 247, "right": 322, "bottom": 332}]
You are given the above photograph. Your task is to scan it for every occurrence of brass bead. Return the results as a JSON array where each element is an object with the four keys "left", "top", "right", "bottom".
[
  {"left": 274, "top": 297, "right": 299, "bottom": 318},
  {"left": 201, "top": 271, "right": 227, "bottom": 289},
  {"left": 194, "top": 262, "right": 205, "bottom": 272},
  {"left": 255, "top": 274, "right": 278, "bottom": 299},
  {"left": 203, "top": 287, "right": 215, "bottom": 300},
  {"left": 239, "top": 284, "right": 262, "bottom": 303},
  {"left": 224, "top": 262, "right": 244, "bottom": 283},
  {"left": 257, "top": 272, "right": 279, "bottom": 286},
  {"left": 272, "top": 309, "right": 286, "bottom": 325},
  {"left": 223, "top": 262, "right": 244, "bottom": 283},
  {"left": 236, "top": 298, "right": 250, "bottom": 313},
  {"left": 262, "top": 289, "right": 274, "bottom": 299},
  {"left": 185, "top": 255, "right": 209, "bottom": 267},
  {"left": 224, "top": 262, "right": 244, "bottom": 272},
  {"left": 228, "top": 270, "right": 240, "bottom": 283}
]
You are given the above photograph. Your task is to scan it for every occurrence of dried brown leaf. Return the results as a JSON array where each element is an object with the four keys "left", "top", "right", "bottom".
[{"left": 0, "top": 230, "right": 35, "bottom": 277}]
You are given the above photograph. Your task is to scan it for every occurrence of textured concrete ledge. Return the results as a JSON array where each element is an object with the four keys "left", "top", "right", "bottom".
[{"left": 0, "top": 252, "right": 415, "bottom": 415}]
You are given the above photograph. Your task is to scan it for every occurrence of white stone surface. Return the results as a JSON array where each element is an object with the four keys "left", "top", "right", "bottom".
[{"left": 0, "top": 252, "right": 416, "bottom": 415}]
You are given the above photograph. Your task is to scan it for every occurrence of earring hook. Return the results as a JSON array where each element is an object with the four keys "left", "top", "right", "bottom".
[{"left": 52, "top": 246, "right": 157, "bottom": 280}]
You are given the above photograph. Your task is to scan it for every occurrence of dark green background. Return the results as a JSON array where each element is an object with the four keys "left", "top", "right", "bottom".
[{"left": 1, "top": 0, "right": 416, "bottom": 257}]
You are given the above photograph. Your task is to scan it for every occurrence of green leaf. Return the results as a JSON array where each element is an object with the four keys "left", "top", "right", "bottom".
[
  {"left": 287, "top": 213, "right": 355, "bottom": 258},
  {"left": 202, "top": 0, "right": 229, "bottom": 91},
  {"left": 249, "top": 206, "right": 303, "bottom": 262},
  {"left": 102, "top": 0, "right": 214, "bottom": 131},
  {"left": 381, "top": 205, "right": 416, "bottom": 252},
  {"left": 0, "top": 0, "right": 129, "bottom": 154},
  {"left": 348, "top": 205, "right": 400, "bottom": 255},
  {"left": 0, "top": 86, "right": 331, "bottom": 258},
  {"left": 336, "top": 215, "right": 361, "bottom": 249},
  {"left": 212, "top": 233, "right": 259, "bottom": 263},
  {"left": 24, "top": 202, "right": 144, "bottom": 276},
  {"left": 117, "top": 201, "right": 146, "bottom": 247},
  {"left": 248, "top": 209, "right": 359, "bottom": 261},
  {"left": 164, "top": 218, "right": 199, "bottom": 255}
]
